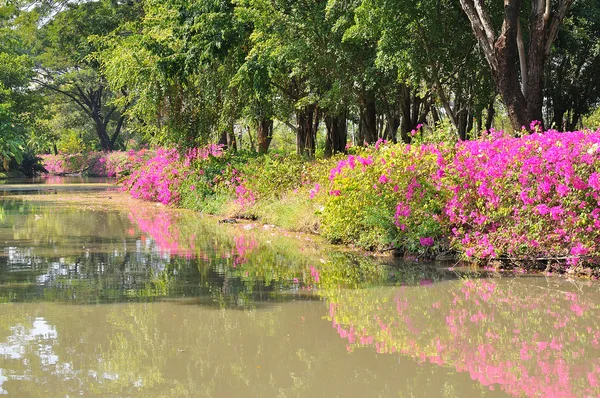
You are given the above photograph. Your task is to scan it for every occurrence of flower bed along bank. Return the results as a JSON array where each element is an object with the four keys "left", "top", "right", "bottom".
[{"left": 43, "top": 127, "right": 600, "bottom": 272}]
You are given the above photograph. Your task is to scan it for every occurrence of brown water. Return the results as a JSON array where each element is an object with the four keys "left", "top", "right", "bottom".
[{"left": 0, "top": 179, "right": 599, "bottom": 397}]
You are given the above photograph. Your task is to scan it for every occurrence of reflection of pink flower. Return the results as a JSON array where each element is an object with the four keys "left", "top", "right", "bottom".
[{"left": 328, "top": 278, "right": 600, "bottom": 397}]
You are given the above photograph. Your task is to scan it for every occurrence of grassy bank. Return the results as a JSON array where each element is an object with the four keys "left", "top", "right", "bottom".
[{"left": 42, "top": 127, "right": 600, "bottom": 273}]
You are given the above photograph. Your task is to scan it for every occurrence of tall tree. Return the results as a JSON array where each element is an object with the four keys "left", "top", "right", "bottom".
[
  {"left": 459, "top": 0, "right": 575, "bottom": 131},
  {"left": 0, "top": 3, "right": 36, "bottom": 168},
  {"left": 545, "top": 0, "right": 600, "bottom": 130},
  {"left": 31, "top": 0, "right": 139, "bottom": 151}
]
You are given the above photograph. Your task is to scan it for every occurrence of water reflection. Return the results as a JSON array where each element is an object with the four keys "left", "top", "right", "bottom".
[
  {"left": 0, "top": 301, "right": 509, "bottom": 397},
  {"left": 1, "top": 189, "right": 600, "bottom": 396},
  {"left": 324, "top": 278, "right": 600, "bottom": 397},
  {"left": 0, "top": 197, "right": 385, "bottom": 307}
]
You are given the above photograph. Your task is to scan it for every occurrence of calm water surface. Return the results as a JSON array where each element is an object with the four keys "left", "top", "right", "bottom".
[{"left": 0, "top": 179, "right": 599, "bottom": 397}]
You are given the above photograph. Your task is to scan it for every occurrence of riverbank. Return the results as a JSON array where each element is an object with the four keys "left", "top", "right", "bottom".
[
  {"left": 41, "top": 127, "right": 600, "bottom": 274},
  {"left": 0, "top": 170, "right": 26, "bottom": 179}
]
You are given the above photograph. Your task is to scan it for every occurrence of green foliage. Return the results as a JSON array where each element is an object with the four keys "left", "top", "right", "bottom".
[
  {"left": 0, "top": 7, "right": 35, "bottom": 169},
  {"left": 320, "top": 143, "right": 450, "bottom": 252},
  {"left": 585, "top": 107, "right": 600, "bottom": 129}
]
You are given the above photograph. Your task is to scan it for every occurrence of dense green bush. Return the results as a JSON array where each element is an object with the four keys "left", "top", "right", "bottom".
[{"left": 321, "top": 142, "right": 451, "bottom": 252}]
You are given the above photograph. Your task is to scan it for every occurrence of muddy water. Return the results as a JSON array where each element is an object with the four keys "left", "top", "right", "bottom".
[{"left": 0, "top": 179, "right": 598, "bottom": 397}]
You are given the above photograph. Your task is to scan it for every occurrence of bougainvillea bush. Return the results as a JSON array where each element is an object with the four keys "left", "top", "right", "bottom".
[
  {"left": 120, "top": 148, "right": 183, "bottom": 205},
  {"left": 42, "top": 151, "right": 139, "bottom": 178},
  {"left": 445, "top": 128, "right": 600, "bottom": 267},
  {"left": 321, "top": 140, "right": 451, "bottom": 251},
  {"left": 322, "top": 127, "right": 600, "bottom": 267},
  {"left": 49, "top": 126, "right": 600, "bottom": 269}
]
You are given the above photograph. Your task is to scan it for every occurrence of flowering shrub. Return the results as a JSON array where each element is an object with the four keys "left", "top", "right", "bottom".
[
  {"left": 82, "top": 126, "right": 600, "bottom": 269},
  {"left": 42, "top": 151, "right": 139, "bottom": 178},
  {"left": 321, "top": 142, "right": 451, "bottom": 251},
  {"left": 121, "top": 148, "right": 183, "bottom": 205},
  {"left": 446, "top": 129, "right": 600, "bottom": 266},
  {"left": 42, "top": 153, "right": 100, "bottom": 175},
  {"left": 322, "top": 128, "right": 600, "bottom": 267}
]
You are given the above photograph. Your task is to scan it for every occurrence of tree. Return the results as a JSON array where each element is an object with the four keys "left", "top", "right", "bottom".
[
  {"left": 31, "top": 0, "right": 139, "bottom": 151},
  {"left": 0, "top": 3, "right": 36, "bottom": 168},
  {"left": 459, "top": 0, "right": 575, "bottom": 131},
  {"left": 545, "top": 0, "right": 600, "bottom": 130},
  {"left": 348, "top": 0, "right": 497, "bottom": 141}
]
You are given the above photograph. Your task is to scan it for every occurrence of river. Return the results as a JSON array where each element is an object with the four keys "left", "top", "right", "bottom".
[{"left": 0, "top": 178, "right": 598, "bottom": 397}]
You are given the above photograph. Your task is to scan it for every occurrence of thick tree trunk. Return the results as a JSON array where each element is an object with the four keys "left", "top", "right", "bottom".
[
  {"left": 94, "top": 117, "right": 114, "bottom": 152},
  {"left": 296, "top": 105, "right": 319, "bottom": 156},
  {"left": 459, "top": 0, "right": 575, "bottom": 133},
  {"left": 257, "top": 118, "right": 273, "bottom": 154},
  {"left": 360, "top": 98, "right": 378, "bottom": 145},
  {"left": 325, "top": 114, "right": 348, "bottom": 156},
  {"left": 493, "top": 0, "right": 529, "bottom": 131},
  {"left": 526, "top": 0, "right": 547, "bottom": 125}
]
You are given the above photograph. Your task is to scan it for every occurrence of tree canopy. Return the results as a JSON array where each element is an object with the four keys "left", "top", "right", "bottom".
[{"left": 0, "top": 0, "right": 598, "bottom": 157}]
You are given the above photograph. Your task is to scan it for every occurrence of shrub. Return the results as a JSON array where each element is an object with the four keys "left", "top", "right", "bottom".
[
  {"left": 445, "top": 128, "right": 600, "bottom": 266},
  {"left": 321, "top": 141, "right": 451, "bottom": 252}
]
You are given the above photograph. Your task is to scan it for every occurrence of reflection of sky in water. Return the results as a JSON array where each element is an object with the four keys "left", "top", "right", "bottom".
[
  {"left": 0, "top": 317, "right": 120, "bottom": 392},
  {"left": 0, "top": 318, "right": 58, "bottom": 361},
  {"left": 0, "top": 318, "right": 60, "bottom": 393}
]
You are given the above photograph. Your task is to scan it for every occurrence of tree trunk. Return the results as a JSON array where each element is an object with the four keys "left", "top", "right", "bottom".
[
  {"left": 458, "top": 110, "right": 468, "bottom": 141},
  {"left": 219, "top": 129, "right": 237, "bottom": 151},
  {"left": 485, "top": 99, "right": 496, "bottom": 131},
  {"left": 525, "top": 0, "right": 547, "bottom": 125},
  {"left": 296, "top": 105, "right": 319, "bottom": 156},
  {"left": 257, "top": 118, "right": 273, "bottom": 154},
  {"left": 553, "top": 105, "right": 565, "bottom": 130},
  {"left": 325, "top": 113, "right": 348, "bottom": 157},
  {"left": 458, "top": 0, "right": 575, "bottom": 132},
  {"left": 94, "top": 117, "right": 113, "bottom": 152},
  {"left": 466, "top": 111, "right": 474, "bottom": 138},
  {"left": 360, "top": 96, "right": 378, "bottom": 145},
  {"left": 474, "top": 108, "right": 483, "bottom": 136},
  {"left": 384, "top": 113, "right": 400, "bottom": 143},
  {"left": 493, "top": 0, "right": 529, "bottom": 131}
]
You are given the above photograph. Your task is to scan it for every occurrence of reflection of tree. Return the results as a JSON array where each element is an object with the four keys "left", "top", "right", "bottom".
[
  {"left": 0, "top": 300, "right": 504, "bottom": 397},
  {"left": 323, "top": 278, "right": 600, "bottom": 397},
  {"left": 2, "top": 197, "right": 401, "bottom": 308}
]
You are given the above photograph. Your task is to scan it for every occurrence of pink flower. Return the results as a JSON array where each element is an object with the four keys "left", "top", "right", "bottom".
[
  {"left": 419, "top": 237, "right": 434, "bottom": 246},
  {"left": 309, "top": 183, "right": 321, "bottom": 199}
]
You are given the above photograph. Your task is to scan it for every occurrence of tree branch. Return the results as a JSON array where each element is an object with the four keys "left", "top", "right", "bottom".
[
  {"left": 458, "top": 0, "right": 499, "bottom": 74},
  {"left": 33, "top": 78, "right": 91, "bottom": 116},
  {"left": 545, "top": 0, "right": 576, "bottom": 57},
  {"left": 110, "top": 115, "right": 126, "bottom": 145},
  {"left": 74, "top": 85, "right": 93, "bottom": 109},
  {"left": 104, "top": 106, "right": 117, "bottom": 125}
]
